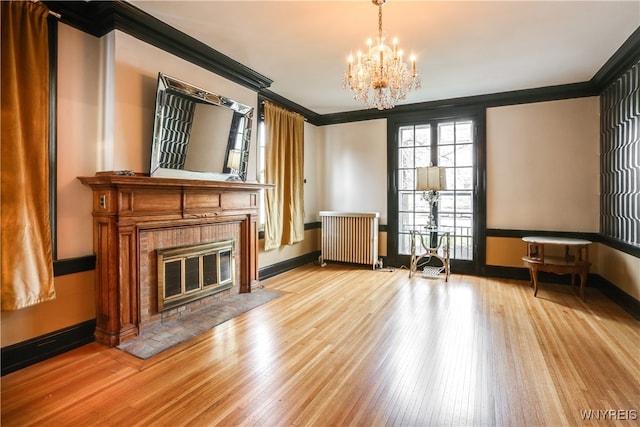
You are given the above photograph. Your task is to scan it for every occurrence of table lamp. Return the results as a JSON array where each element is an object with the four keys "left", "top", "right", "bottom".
[{"left": 416, "top": 166, "right": 446, "bottom": 230}]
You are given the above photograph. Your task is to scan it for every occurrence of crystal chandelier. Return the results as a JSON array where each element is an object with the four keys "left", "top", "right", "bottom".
[{"left": 343, "top": 0, "right": 421, "bottom": 110}]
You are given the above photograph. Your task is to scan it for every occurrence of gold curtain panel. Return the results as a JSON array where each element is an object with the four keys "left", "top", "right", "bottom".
[
  {"left": 263, "top": 102, "right": 305, "bottom": 251},
  {"left": 1, "top": 1, "right": 56, "bottom": 310}
]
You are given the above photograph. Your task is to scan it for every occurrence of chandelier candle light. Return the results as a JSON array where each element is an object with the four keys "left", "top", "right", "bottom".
[{"left": 343, "top": 0, "right": 421, "bottom": 110}]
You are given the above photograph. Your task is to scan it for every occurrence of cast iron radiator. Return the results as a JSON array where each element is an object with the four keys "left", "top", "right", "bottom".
[{"left": 319, "top": 211, "right": 381, "bottom": 269}]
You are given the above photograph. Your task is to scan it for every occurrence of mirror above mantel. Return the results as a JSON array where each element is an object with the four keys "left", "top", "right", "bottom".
[{"left": 149, "top": 73, "right": 254, "bottom": 182}]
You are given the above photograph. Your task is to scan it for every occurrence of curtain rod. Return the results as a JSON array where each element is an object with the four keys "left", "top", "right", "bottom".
[
  {"left": 30, "top": 0, "right": 61, "bottom": 19},
  {"left": 261, "top": 100, "right": 308, "bottom": 121}
]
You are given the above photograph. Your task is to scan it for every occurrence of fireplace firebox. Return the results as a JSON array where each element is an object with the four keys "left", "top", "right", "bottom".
[{"left": 158, "top": 239, "right": 235, "bottom": 311}]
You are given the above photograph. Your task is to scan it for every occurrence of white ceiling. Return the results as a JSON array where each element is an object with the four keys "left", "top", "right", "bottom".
[{"left": 129, "top": 1, "right": 640, "bottom": 115}]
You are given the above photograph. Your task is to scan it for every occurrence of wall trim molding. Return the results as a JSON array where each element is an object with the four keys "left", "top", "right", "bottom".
[
  {"left": 319, "top": 82, "right": 597, "bottom": 125},
  {"left": 591, "top": 274, "right": 640, "bottom": 321},
  {"left": 43, "top": 1, "right": 640, "bottom": 122},
  {"left": 484, "top": 265, "right": 639, "bottom": 321},
  {"left": 259, "top": 251, "right": 321, "bottom": 281},
  {"left": 53, "top": 255, "right": 96, "bottom": 277},
  {"left": 43, "top": 0, "right": 272, "bottom": 92},
  {"left": 1, "top": 319, "right": 96, "bottom": 376},
  {"left": 55, "top": 228, "right": 637, "bottom": 278},
  {"left": 591, "top": 26, "right": 640, "bottom": 91},
  {"left": 258, "top": 91, "right": 323, "bottom": 127},
  {"left": 486, "top": 228, "right": 640, "bottom": 258},
  {"left": 6, "top": 261, "right": 636, "bottom": 376}
]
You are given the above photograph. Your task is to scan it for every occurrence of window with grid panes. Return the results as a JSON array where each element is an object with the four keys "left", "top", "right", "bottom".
[{"left": 397, "top": 120, "right": 475, "bottom": 261}]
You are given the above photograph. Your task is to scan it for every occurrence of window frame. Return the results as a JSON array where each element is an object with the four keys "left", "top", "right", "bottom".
[{"left": 386, "top": 107, "right": 487, "bottom": 275}]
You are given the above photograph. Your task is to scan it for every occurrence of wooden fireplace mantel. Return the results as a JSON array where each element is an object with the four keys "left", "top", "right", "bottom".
[{"left": 79, "top": 172, "right": 273, "bottom": 346}]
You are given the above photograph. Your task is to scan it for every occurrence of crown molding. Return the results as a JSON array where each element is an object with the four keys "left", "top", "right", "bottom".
[
  {"left": 43, "top": 0, "right": 272, "bottom": 92},
  {"left": 44, "top": 1, "right": 639, "bottom": 124},
  {"left": 258, "top": 90, "right": 323, "bottom": 126},
  {"left": 318, "top": 81, "right": 598, "bottom": 126},
  {"left": 591, "top": 26, "right": 640, "bottom": 91}
]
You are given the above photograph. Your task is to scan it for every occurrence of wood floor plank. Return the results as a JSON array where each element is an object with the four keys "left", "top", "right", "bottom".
[{"left": 2, "top": 264, "right": 638, "bottom": 426}]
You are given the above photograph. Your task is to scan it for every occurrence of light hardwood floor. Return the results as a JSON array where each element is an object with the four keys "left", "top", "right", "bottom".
[{"left": 2, "top": 264, "right": 639, "bottom": 426}]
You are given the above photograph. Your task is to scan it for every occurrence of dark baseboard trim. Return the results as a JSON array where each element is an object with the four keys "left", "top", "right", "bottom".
[
  {"left": 258, "top": 222, "right": 321, "bottom": 241},
  {"left": 486, "top": 229, "right": 640, "bottom": 258},
  {"left": 484, "top": 264, "right": 599, "bottom": 285},
  {"left": 484, "top": 265, "right": 532, "bottom": 281},
  {"left": 484, "top": 265, "right": 640, "bottom": 320},
  {"left": 1, "top": 319, "right": 96, "bottom": 376},
  {"left": 597, "top": 235, "right": 640, "bottom": 258},
  {"left": 53, "top": 255, "right": 96, "bottom": 277},
  {"left": 5, "top": 262, "right": 636, "bottom": 376},
  {"left": 591, "top": 275, "right": 640, "bottom": 321},
  {"left": 486, "top": 228, "right": 600, "bottom": 241},
  {"left": 259, "top": 251, "right": 321, "bottom": 281}
]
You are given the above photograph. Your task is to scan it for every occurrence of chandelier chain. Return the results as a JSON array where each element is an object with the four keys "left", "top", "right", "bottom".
[{"left": 378, "top": 4, "right": 383, "bottom": 39}]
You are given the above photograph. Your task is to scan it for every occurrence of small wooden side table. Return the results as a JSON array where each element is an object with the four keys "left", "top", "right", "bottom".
[{"left": 522, "top": 236, "right": 591, "bottom": 301}]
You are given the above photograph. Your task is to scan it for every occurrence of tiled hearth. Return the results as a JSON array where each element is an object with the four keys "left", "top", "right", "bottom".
[
  {"left": 118, "top": 289, "right": 281, "bottom": 359},
  {"left": 138, "top": 221, "right": 242, "bottom": 332}
]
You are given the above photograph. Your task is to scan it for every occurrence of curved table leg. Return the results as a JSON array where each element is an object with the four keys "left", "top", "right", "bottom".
[
  {"left": 531, "top": 266, "right": 540, "bottom": 297},
  {"left": 527, "top": 267, "right": 534, "bottom": 288},
  {"left": 579, "top": 269, "right": 587, "bottom": 302}
]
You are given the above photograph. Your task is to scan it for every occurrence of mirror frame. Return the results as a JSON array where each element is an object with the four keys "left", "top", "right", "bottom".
[{"left": 150, "top": 73, "right": 254, "bottom": 181}]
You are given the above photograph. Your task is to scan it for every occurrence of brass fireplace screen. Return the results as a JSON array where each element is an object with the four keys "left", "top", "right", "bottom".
[{"left": 157, "top": 239, "right": 234, "bottom": 311}]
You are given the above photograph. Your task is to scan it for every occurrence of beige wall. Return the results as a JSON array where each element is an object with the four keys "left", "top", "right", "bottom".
[
  {"left": 2, "top": 25, "right": 266, "bottom": 346},
  {"left": 487, "top": 236, "right": 600, "bottom": 269},
  {"left": 112, "top": 31, "right": 258, "bottom": 174},
  {"left": 486, "top": 236, "right": 529, "bottom": 268},
  {"left": 482, "top": 97, "right": 636, "bottom": 296},
  {"left": 487, "top": 236, "right": 639, "bottom": 300},
  {"left": 56, "top": 25, "right": 261, "bottom": 260},
  {"left": 303, "top": 122, "right": 321, "bottom": 224},
  {"left": 320, "top": 119, "right": 388, "bottom": 225},
  {"left": 259, "top": 229, "right": 320, "bottom": 269},
  {"left": 1, "top": 25, "right": 102, "bottom": 347},
  {"left": 486, "top": 97, "right": 600, "bottom": 232},
  {"left": 56, "top": 24, "right": 101, "bottom": 259},
  {"left": 1, "top": 271, "right": 95, "bottom": 346},
  {"left": 596, "top": 245, "right": 640, "bottom": 300}
]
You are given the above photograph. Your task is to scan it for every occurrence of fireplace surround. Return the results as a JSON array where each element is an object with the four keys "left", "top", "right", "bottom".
[{"left": 79, "top": 172, "right": 272, "bottom": 346}]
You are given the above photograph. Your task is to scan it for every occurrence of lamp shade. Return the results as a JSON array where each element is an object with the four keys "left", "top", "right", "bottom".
[
  {"left": 227, "top": 149, "right": 242, "bottom": 170},
  {"left": 416, "top": 166, "right": 446, "bottom": 191}
]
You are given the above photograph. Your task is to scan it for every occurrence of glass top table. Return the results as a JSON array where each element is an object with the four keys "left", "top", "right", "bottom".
[{"left": 406, "top": 228, "right": 450, "bottom": 281}]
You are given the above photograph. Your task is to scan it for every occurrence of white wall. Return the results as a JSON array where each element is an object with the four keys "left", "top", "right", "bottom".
[
  {"left": 319, "top": 119, "right": 388, "bottom": 224},
  {"left": 486, "top": 97, "right": 600, "bottom": 232}
]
